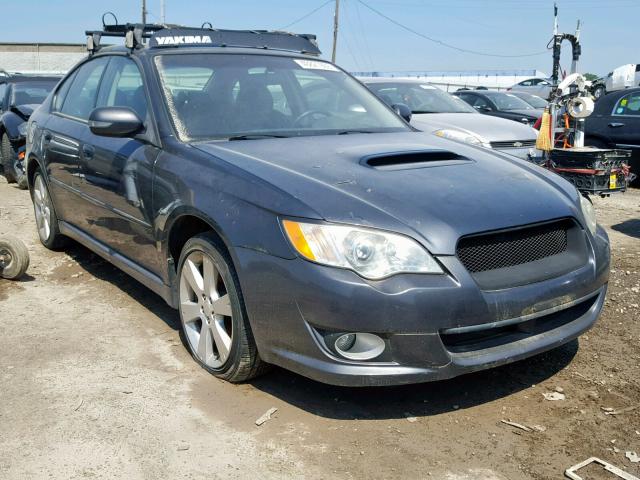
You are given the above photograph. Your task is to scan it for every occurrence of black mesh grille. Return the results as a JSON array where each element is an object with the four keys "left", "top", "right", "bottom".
[{"left": 457, "top": 220, "right": 570, "bottom": 273}]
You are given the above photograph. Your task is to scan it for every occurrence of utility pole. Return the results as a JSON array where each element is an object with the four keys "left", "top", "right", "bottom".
[
  {"left": 331, "top": 0, "right": 340, "bottom": 63},
  {"left": 160, "top": 0, "right": 166, "bottom": 24},
  {"left": 142, "top": 0, "right": 147, "bottom": 24},
  {"left": 570, "top": 19, "right": 581, "bottom": 74}
]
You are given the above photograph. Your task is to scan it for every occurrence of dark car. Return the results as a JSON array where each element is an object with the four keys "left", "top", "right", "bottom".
[
  {"left": 0, "top": 75, "right": 60, "bottom": 187},
  {"left": 585, "top": 88, "right": 640, "bottom": 184},
  {"left": 507, "top": 91, "right": 548, "bottom": 111},
  {"left": 26, "top": 23, "right": 609, "bottom": 387},
  {"left": 453, "top": 90, "right": 542, "bottom": 126}
]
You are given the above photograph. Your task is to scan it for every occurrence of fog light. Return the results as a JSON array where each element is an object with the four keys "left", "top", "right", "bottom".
[
  {"left": 335, "top": 333, "right": 356, "bottom": 351},
  {"left": 333, "top": 332, "right": 385, "bottom": 361}
]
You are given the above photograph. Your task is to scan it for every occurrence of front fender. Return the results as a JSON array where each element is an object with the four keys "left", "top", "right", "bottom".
[{"left": 0, "top": 112, "right": 26, "bottom": 142}]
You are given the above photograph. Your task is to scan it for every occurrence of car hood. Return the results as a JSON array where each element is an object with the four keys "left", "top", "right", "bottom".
[
  {"left": 503, "top": 109, "right": 542, "bottom": 119},
  {"left": 193, "top": 132, "right": 580, "bottom": 255},
  {"left": 410, "top": 113, "right": 537, "bottom": 142}
]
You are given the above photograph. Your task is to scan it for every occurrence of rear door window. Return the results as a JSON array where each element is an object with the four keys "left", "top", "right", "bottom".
[
  {"left": 53, "top": 70, "right": 77, "bottom": 112},
  {"left": 60, "top": 57, "right": 110, "bottom": 120}
]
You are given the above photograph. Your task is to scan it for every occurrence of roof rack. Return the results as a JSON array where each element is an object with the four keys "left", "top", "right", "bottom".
[{"left": 85, "top": 13, "right": 321, "bottom": 56}]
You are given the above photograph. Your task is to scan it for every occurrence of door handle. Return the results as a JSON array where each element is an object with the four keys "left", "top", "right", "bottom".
[
  {"left": 82, "top": 144, "right": 95, "bottom": 159},
  {"left": 608, "top": 122, "right": 625, "bottom": 128}
]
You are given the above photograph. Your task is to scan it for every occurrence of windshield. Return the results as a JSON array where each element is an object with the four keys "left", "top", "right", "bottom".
[
  {"left": 484, "top": 92, "right": 534, "bottom": 111},
  {"left": 366, "top": 82, "right": 476, "bottom": 114},
  {"left": 155, "top": 53, "right": 408, "bottom": 141},
  {"left": 11, "top": 81, "right": 57, "bottom": 106},
  {"left": 514, "top": 92, "right": 547, "bottom": 108}
]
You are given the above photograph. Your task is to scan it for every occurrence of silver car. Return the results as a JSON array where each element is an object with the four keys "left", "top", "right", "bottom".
[
  {"left": 508, "top": 77, "right": 553, "bottom": 99},
  {"left": 362, "top": 78, "right": 540, "bottom": 160}
]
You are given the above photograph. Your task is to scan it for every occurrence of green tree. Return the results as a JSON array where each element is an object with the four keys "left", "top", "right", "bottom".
[{"left": 583, "top": 73, "right": 599, "bottom": 81}]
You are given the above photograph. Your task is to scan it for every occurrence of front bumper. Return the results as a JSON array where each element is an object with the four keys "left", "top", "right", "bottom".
[{"left": 235, "top": 225, "right": 609, "bottom": 386}]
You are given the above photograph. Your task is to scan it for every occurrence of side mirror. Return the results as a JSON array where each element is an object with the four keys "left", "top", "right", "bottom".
[
  {"left": 88, "top": 107, "right": 143, "bottom": 138},
  {"left": 475, "top": 105, "right": 492, "bottom": 113},
  {"left": 392, "top": 103, "right": 412, "bottom": 122}
]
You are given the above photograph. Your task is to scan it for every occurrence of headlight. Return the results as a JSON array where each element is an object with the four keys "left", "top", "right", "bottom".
[
  {"left": 433, "top": 129, "right": 489, "bottom": 148},
  {"left": 17, "top": 122, "right": 28, "bottom": 136},
  {"left": 579, "top": 194, "right": 597, "bottom": 234},
  {"left": 282, "top": 220, "right": 443, "bottom": 279}
]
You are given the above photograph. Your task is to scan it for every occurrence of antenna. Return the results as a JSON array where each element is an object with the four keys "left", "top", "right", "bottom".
[{"left": 160, "top": 0, "right": 166, "bottom": 24}]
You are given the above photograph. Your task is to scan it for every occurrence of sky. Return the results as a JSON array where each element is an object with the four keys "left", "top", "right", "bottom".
[{"left": 0, "top": 0, "right": 637, "bottom": 76}]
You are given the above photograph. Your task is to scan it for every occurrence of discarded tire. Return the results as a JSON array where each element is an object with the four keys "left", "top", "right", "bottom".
[
  {"left": 1, "top": 134, "right": 17, "bottom": 184},
  {"left": 0, "top": 235, "right": 30, "bottom": 279}
]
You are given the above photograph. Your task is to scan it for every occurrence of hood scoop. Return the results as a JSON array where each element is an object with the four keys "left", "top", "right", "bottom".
[{"left": 362, "top": 150, "right": 472, "bottom": 171}]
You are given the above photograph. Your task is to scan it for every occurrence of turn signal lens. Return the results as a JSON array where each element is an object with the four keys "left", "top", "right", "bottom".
[{"left": 282, "top": 220, "right": 316, "bottom": 261}]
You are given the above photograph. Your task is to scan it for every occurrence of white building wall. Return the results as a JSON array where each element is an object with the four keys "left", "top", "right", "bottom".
[{"left": 0, "top": 44, "right": 86, "bottom": 75}]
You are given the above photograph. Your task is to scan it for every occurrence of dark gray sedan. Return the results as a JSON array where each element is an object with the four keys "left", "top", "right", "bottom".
[
  {"left": 26, "top": 25, "right": 609, "bottom": 386},
  {"left": 454, "top": 90, "right": 543, "bottom": 126}
]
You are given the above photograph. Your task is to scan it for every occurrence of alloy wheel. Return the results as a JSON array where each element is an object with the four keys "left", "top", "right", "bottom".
[
  {"left": 179, "top": 251, "right": 233, "bottom": 368},
  {"left": 33, "top": 175, "right": 52, "bottom": 241}
]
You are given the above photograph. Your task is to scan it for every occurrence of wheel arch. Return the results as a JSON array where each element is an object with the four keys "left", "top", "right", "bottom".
[
  {"left": 26, "top": 154, "right": 44, "bottom": 191},
  {"left": 164, "top": 208, "right": 236, "bottom": 274}
]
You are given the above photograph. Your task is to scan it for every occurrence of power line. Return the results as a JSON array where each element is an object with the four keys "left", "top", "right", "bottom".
[
  {"left": 356, "top": 0, "right": 549, "bottom": 58},
  {"left": 279, "top": 0, "right": 334, "bottom": 30}
]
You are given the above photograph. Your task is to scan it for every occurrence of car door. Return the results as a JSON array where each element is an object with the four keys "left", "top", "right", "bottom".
[
  {"left": 606, "top": 91, "right": 640, "bottom": 149},
  {"left": 77, "top": 55, "right": 161, "bottom": 273},
  {"left": 43, "top": 57, "right": 109, "bottom": 223}
]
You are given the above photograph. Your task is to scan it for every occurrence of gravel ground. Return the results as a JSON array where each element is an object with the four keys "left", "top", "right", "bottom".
[{"left": 0, "top": 177, "right": 638, "bottom": 480}]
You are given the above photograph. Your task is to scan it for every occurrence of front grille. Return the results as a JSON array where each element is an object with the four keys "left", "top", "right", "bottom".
[
  {"left": 457, "top": 220, "right": 569, "bottom": 274},
  {"left": 490, "top": 139, "right": 536, "bottom": 149}
]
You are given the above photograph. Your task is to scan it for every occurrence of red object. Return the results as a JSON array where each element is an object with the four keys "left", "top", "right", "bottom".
[{"left": 533, "top": 117, "right": 542, "bottom": 130}]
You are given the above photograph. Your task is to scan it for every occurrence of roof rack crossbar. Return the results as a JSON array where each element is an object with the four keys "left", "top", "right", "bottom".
[{"left": 84, "top": 17, "right": 322, "bottom": 56}]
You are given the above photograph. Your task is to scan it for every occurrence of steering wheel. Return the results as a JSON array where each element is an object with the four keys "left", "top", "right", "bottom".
[{"left": 293, "top": 110, "right": 332, "bottom": 127}]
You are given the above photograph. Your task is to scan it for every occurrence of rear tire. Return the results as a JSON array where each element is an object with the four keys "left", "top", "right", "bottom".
[
  {"left": 1, "top": 134, "right": 17, "bottom": 184},
  {"left": 177, "top": 232, "right": 268, "bottom": 382},
  {"left": 32, "top": 170, "right": 67, "bottom": 250},
  {"left": 0, "top": 235, "right": 30, "bottom": 280}
]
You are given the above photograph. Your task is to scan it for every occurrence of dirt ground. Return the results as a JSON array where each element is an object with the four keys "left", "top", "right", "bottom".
[{"left": 0, "top": 177, "right": 638, "bottom": 480}]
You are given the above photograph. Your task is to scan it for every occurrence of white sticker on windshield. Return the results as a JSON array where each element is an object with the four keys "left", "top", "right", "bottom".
[
  {"left": 419, "top": 84, "right": 436, "bottom": 89},
  {"left": 294, "top": 59, "right": 339, "bottom": 71}
]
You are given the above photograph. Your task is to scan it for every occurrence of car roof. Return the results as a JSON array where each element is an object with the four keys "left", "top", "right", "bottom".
[{"left": 0, "top": 75, "right": 61, "bottom": 85}]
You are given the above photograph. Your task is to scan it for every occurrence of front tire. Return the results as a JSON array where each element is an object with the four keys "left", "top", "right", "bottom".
[
  {"left": 593, "top": 85, "right": 606, "bottom": 101},
  {"left": 32, "top": 170, "right": 67, "bottom": 250},
  {"left": 1, "top": 134, "right": 17, "bottom": 184},
  {"left": 177, "top": 233, "right": 267, "bottom": 382}
]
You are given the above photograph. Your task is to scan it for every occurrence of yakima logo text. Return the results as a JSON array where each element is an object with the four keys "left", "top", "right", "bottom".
[{"left": 155, "top": 35, "right": 213, "bottom": 45}]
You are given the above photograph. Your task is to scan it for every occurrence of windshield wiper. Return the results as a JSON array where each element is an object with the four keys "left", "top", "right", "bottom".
[
  {"left": 411, "top": 110, "right": 437, "bottom": 114},
  {"left": 227, "top": 134, "right": 290, "bottom": 141},
  {"left": 336, "top": 130, "right": 375, "bottom": 135}
]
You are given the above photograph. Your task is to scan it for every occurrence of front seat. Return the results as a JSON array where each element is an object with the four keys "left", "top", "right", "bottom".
[{"left": 233, "top": 79, "right": 288, "bottom": 131}]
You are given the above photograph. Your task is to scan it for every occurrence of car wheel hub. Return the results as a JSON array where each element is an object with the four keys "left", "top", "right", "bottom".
[
  {"left": 179, "top": 251, "right": 233, "bottom": 368},
  {"left": 33, "top": 176, "right": 51, "bottom": 241}
]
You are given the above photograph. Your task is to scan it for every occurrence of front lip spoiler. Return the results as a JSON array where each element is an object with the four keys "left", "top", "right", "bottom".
[{"left": 441, "top": 289, "right": 601, "bottom": 335}]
